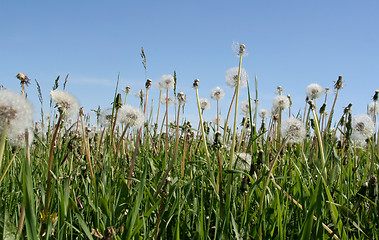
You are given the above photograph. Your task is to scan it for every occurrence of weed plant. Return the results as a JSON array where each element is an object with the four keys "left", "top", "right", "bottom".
[{"left": 0, "top": 44, "right": 378, "bottom": 239}]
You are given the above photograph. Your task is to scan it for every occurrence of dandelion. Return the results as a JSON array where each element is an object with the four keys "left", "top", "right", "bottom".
[
  {"left": 281, "top": 117, "right": 306, "bottom": 144},
  {"left": 99, "top": 108, "right": 114, "bottom": 127},
  {"left": 210, "top": 87, "right": 225, "bottom": 100},
  {"left": 158, "top": 74, "right": 175, "bottom": 90},
  {"left": 16, "top": 72, "right": 30, "bottom": 86},
  {"left": 240, "top": 99, "right": 257, "bottom": 115},
  {"left": 135, "top": 89, "right": 145, "bottom": 99},
  {"left": 7, "top": 127, "right": 34, "bottom": 147},
  {"left": 232, "top": 42, "right": 247, "bottom": 57},
  {"left": 272, "top": 95, "right": 290, "bottom": 112},
  {"left": 0, "top": 89, "right": 33, "bottom": 135},
  {"left": 122, "top": 86, "right": 131, "bottom": 94},
  {"left": 50, "top": 90, "right": 80, "bottom": 118},
  {"left": 367, "top": 102, "right": 379, "bottom": 116},
  {"left": 177, "top": 92, "right": 187, "bottom": 105},
  {"left": 259, "top": 109, "right": 270, "bottom": 119},
  {"left": 212, "top": 115, "right": 224, "bottom": 125},
  {"left": 118, "top": 105, "right": 145, "bottom": 128},
  {"left": 236, "top": 153, "right": 251, "bottom": 171},
  {"left": 351, "top": 114, "right": 375, "bottom": 143},
  {"left": 200, "top": 98, "right": 211, "bottom": 111},
  {"left": 160, "top": 93, "right": 176, "bottom": 106},
  {"left": 276, "top": 86, "right": 284, "bottom": 95},
  {"left": 225, "top": 67, "right": 249, "bottom": 88},
  {"left": 306, "top": 83, "right": 323, "bottom": 100}
]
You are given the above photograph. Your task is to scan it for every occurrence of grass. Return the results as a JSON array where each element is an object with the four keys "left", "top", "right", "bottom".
[{"left": 0, "top": 47, "right": 378, "bottom": 239}]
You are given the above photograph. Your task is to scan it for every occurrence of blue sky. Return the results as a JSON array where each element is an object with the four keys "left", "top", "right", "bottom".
[{"left": 1, "top": 1, "right": 378, "bottom": 126}]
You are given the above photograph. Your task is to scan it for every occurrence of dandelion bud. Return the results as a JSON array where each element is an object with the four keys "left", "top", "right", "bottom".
[
  {"left": 115, "top": 93, "right": 123, "bottom": 109},
  {"left": 373, "top": 90, "right": 379, "bottom": 102},
  {"left": 193, "top": 79, "right": 200, "bottom": 88},
  {"left": 307, "top": 100, "right": 315, "bottom": 110},
  {"left": 319, "top": 103, "right": 327, "bottom": 114},
  {"left": 334, "top": 76, "right": 343, "bottom": 90},
  {"left": 344, "top": 103, "right": 353, "bottom": 114},
  {"left": 145, "top": 79, "right": 152, "bottom": 89}
]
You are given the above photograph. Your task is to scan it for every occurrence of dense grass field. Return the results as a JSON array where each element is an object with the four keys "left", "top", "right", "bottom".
[{"left": 0, "top": 45, "right": 378, "bottom": 239}]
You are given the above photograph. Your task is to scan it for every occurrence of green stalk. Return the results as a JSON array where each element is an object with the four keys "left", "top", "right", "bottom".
[
  {"left": 80, "top": 112, "right": 94, "bottom": 180},
  {"left": 194, "top": 83, "right": 217, "bottom": 191},
  {"left": 0, "top": 149, "right": 17, "bottom": 185},
  {"left": 0, "top": 128, "right": 8, "bottom": 171}
]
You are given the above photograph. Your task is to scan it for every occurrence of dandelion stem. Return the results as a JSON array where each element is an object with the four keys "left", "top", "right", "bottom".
[
  {"left": 0, "top": 150, "right": 17, "bottom": 185},
  {"left": 80, "top": 112, "right": 95, "bottom": 180}
]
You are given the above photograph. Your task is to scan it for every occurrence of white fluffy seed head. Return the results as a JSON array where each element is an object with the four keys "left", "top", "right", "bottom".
[
  {"left": 258, "top": 109, "right": 270, "bottom": 119},
  {"left": 50, "top": 90, "right": 80, "bottom": 119},
  {"left": 210, "top": 86, "right": 225, "bottom": 100},
  {"left": 0, "top": 89, "right": 33, "bottom": 136},
  {"left": 281, "top": 117, "right": 306, "bottom": 144},
  {"left": 177, "top": 92, "right": 187, "bottom": 105},
  {"left": 306, "top": 83, "right": 323, "bottom": 100},
  {"left": 351, "top": 114, "right": 375, "bottom": 143},
  {"left": 7, "top": 127, "right": 34, "bottom": 148},
  {"left": 225, "top": 67, "right": 249, "bottom": 88},
  {"left": 272, "top": 95, "right": 290, "bottom": 112},
  {"left": 99, "top": 108, "right": 114, "bottom": 128},
  {"left": 236, "top": 153, "right": 251, "bottom": 171},
  {"left": 240, "top": 99, "right": 256, "bottom": 115},
  {"left": 212, "top": 115, "right": 224, "bottom": 125},
  {"left": 200, "top": 98, "right": 211, "bottom": 111},
  {"left": 158, "top": 74, "right": 175, "bottom": 90},
  {"left": 118, "top": 105, "right": 145, "bottom": 128},
  {"left": 161, "top": 93, "right": 177, "bottom": 106}
]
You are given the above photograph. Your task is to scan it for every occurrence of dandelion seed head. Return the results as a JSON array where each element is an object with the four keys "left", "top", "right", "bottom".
[
  {"left": 122, "top": 86, "right": 131, "bottom": 94},
  {"left": 236, "top": 153, "right": 251, "bottom": 171},
  {"left": 306, "top": 83, "right": 323, "bottom": 100},
  {"left": 259, "top": 109, "right": 270, "bottom": 119},
  {"left": 281, "top": 117, "right": 306, "bottom": 144},
  {"left": 118, "top": 105, "right": 145, "bottom": 128},
  {"left": 161, "top": 93, "right": 176, "bottom": 106},
  {"left": 0, "top": 89, "right": 33, "bottom": 135},
  {"left": 232, "top": 42, "right": 247, "bottom": 57},
  {"left": 212, "top": 115, "right": 224, "bottom": 125},
  {"left": 158, "top": 74, "right": 175, "bottom": 90},
  {"left": 225, "top": 67, "right": 249, "bottom": 88},
  {"left": 210, "top": 87, "right": 225, "bottom": 100},
  {"left": 272, "top": 95, "right": 290, "bottom": 112},
  {"left": 351, "top": 114, "right": 375, "bottom": 143},
  {"left": 99, "top": 108, "right": 114, "bottom": 127},
  {"left": 240, "top": 99, "right": 256, "bottom": 115},
  {"left": 50, "top": 90, "right": 80, "bottom": 118},
  {"left": 7, "top": 127, "right": 34, "bottom": 148},
  {"left": 200, "top": 98, "right": 211, "bottom": 111},
  {"left": 135, "top": 89, "right": 145, "bottom": 99},
  {"left": 177, "top": 92, "right": 187, "bottom": 105}
]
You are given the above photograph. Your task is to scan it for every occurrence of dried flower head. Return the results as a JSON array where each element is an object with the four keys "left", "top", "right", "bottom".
[
  {"left": 158, "top": 74, "right": 175, "bottom": 90},
  {"left": 200, "top": 98, "right": 211, "bottom": 111},
  {"left": 193, "top": 79, "right": 200, "bottom": 88},
  {"left": 135, "top": 89, "right": 145, "bottom": 99},
  {"left": 122, "top": 86, "right": 131, "bottom": 94},
  {"left": 325, "top": 87, "right": 331, "bottom": 95},
  {"left": 225, "top": 67, "right": 249, "bottom": 88},
  {"left": 259, "top": 109, "right": 270, "bottom": 119},
  {"left": 177, "top": 92, "right": 187, "bottom": 105},
  {"left": 118, "top": 105, "right": 145, "bottom": 128},
  {"left": 232, "top": 42, "right": 247, "bottom": 56},
  {"left": 161, "top": 93, "right": 176, "bottom": 106},
  {"left": 210, "top": 87, "right": 225, "bottom": 100},
  {"left": 276, "top": 86, "right": 284, "bottom": 95},
  {"left": 306, "top": 83, "right": 323, "bottom": 100},
  {"left": 281, "top": 117, "right": 306, "bottom": 144},
  {"left": 367, "top": 102, "right": 379, "bottom": 116},
  {"left": 272, "top": 95, "right": 290, "bottom": 112},
  {"left": 50, "top": 90, "right": 80, "bottom": 118},
  {"left": 16, "top": 72, "right": 30, "bottom": 85},
  {"left": 351, "top": 114, "right": 375, "bottom": 143},
  {"left": 145, "top": 79, "right": 152, "bottom": 89},
  {"left": 0, "top": 89, "right": 33, "bottom": 135}
]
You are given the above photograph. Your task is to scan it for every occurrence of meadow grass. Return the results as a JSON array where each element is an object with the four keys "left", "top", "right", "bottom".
[{"left": 0, "top": 45, "right": 378, "bottom": 239}]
